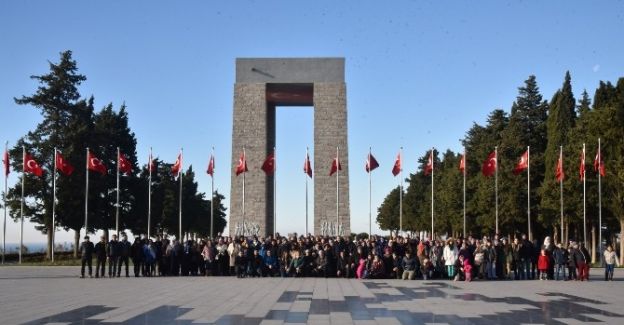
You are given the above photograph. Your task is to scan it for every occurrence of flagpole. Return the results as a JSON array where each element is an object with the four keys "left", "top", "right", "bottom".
[
  {"left": 116, "top": 147, "right": 120, "bottom": 236},
  {"left": 463, "top": 147, "right": 466, "bottom": 239},
  {"left": 431, "top": 147, "right": 434, "bottom": 240},
  {"left": 527, "top": 146, "right": 531, "bottom": 241},
  {"left": 85, "top": 147, "right": 89, "bottom": 237},
  {"left": 52, "top": 148, "right": 57, "bottom": 263},
  {"left": 336, "top": 146, "right": 339, "bottom": 236},
  {"left": 210, "top": 146, "right": 214, "bottom": 239},
  {"left": 305, "top": 147, "right": 309, "bottom": 235},
  {"left": 273, "top": 146, "right": 276, "bottom": 237},
  {"left": 598, "top": 138, "right": 602, "bottom": 260},
  {"left": 495, "top": 146, "right": 498, "bottom": 235},
  {"left": 20, "top": 145, "right": 25, "bottom": 264},
  {"left": 399, "top": 147, "right": 403, "bottom": 235},
  {"left": 179, "top": 148, "right": 183, "bottom": 241},
  {"left": 368, "top": 146, "right": 372, "bottom": 239},
  {"left": 583, "top": 143, "right": 586, "bottom": 249},
  {"left": 147, "top": 147, "right": 152, "bottom": 239},
  {"left": 242, "top": 146, "right": 246, "bottom": 237},
  {"left": 2, "top": 141, "right": 7, "bottom": 264},
  {"left": 559, "top": 146, "right": 564, "bottom": 244}
]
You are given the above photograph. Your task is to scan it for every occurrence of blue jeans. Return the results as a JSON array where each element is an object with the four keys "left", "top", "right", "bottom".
[
  {"left": 555, "top": 263, "right": 566, "bottom": 280},
  {"left": 606, "top": 264, "right": 615, "bottom": 280},
  {"left": 519, "top": 259, "right": 531, "bottom": 280},
  {"left": 486, "top": 262, "right": 496, "bottom": 279}
]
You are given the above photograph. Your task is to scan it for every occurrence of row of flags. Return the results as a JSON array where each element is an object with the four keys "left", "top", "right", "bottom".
[{"left": 4, "top": 145, "right": 606, "bottom": 181}]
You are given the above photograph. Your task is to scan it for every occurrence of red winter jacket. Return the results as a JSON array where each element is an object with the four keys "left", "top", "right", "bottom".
[{"left": 537, "top": 254, "right": 550, "bottom": 270}]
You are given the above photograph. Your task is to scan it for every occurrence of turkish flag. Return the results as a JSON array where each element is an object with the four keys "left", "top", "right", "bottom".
[
  {"left": 513, "top": 150, "right": 529, "bottom": 175},
  {"left": 88, "top": 151, "right": 107, "bottom": 175},
  {"left": 171, "top": 152, "right": 183, "bottom": 177},
  {"left": 555, "top": 154, "right": 564, "bottom": 182},
  {"left": 366, "top": 153, "right": 379, "bottom": 173},
  {"left": 2, "top": 149, "right": 9, "bottom": 177},
  {"left": 148, "top": 151, "right": 155, "bottom": 173},
  {"left": 459, "top": 154, "right": 466, "bottom": 172},
  {"left": 303, "top": 153, "right": 312, "bottom": 178},
  {"left": 55, "top": 151, "right": 74, "bottom": 176},
  {"left": 482, "top": 151, "right": 497, "bottom": 177},
  {"left": 118, "top": 153, "right": 133, "bottom": 174},
  {"left": 329, "top": 156, "right": 341, "bottom": 176},
  {"left": 579, "top": 149, "right": 585, "bottom": 181},
  {"left": 391, "top": 152, "right": 401, "bottom": 176},
  {"left": 235, "top": 151, "right": 248, "bottom": 176},
  {"left": 262, "top": 151, "right": 275, "bottom": 176},
  {"left": 424, "top": 151, "right": 434, "bottom": 176},
  {"left": 594, "top": 149, "right": 605, "bottom": 177},
  {"left": 207, "top": 155, "right": 215, "bottom": 177},
  {"left": 24, "top": 153, "right": 43, "bottom": 177}
]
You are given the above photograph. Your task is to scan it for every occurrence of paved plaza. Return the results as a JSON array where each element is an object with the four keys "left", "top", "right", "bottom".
[{"left": 1, "top": 266, "right": 624, "bottom": 325}]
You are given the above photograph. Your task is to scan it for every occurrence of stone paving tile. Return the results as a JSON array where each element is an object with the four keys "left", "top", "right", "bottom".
[{"left": 1, "top": 267, "right": 624, "bottom": 324}]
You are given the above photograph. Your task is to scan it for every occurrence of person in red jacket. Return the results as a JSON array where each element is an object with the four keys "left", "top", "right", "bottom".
[{"left": 537, "top": 249, "right": 550, "bottom": 280}]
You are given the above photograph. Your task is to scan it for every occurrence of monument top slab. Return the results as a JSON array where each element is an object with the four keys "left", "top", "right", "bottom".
[{"left": 235, "top": 57, "right": 344, "bottom": 83}]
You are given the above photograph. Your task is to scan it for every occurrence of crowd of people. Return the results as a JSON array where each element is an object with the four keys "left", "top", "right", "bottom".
[{"left": 78, "top": 232, "right": 620, "bottom": 281}]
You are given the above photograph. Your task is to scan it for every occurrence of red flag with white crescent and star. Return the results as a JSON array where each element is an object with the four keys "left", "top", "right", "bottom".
[
  {"left": 482, "top": 151, "right": 497, "bottom": 177},
  {"left": 579, "top": 148, "right": 586, "bottom": 181},
  {"left": 235, "top": 151, "right": 248, "bottom": 176},
  {"left": 24, "top": 152, "right": 43, "bottom": 177},
  {"left": 424, "top": 150, "right": 434, "bottom": 176},
  {"left": 391, "top": 152, "right": 401, "bottom": 176},
  {"left": 207, "top": 154, "right": 215, "bottom": 177},
  {"left": 2, "top": 148, "right": 9, "bottom": 177},
  {"left": 56, "top": 151, "right": 74, "bottom": 176},
  {"left": 459, "top": 154, "right": 466, "bottom": 173},
  {"left": 118, "top": 153, "right": 133, "bottom": 175},
  {"left": 171, "top": 152, "right": 183, "bottom": 177},
  {"left": 555, "top": 153, "right": 564, "bottom": 182},
  {"left": 594, "top": 148, "right": 605, "bottom": 177},
  {"left": 513, "top": 150, "right": 529, "bottom": 175},
  {"left": 303, "top": 152, "right": 312, "bottom": 178},
  {"left": 329, "top": 155, "right": 341, "bottom": 176},
  {"left": 366, "top": 153, "right": 379, "bottom": 173},
  {"left": 148, "top": 151, "right": 155, "bottom": 174},
  {"left": 262, "top": 150, "right": 275, "bottom": 176},
  {"left": 87, "top": 151, "right": 107, "bottom": 175}
]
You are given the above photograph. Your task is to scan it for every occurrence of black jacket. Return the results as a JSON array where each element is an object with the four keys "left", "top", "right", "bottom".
[
  {"left": 94, "top": 241, "right": 107, "bottom": 259},
  {"left": 80, "top": 241, "right": 94, "bottom": 258}
]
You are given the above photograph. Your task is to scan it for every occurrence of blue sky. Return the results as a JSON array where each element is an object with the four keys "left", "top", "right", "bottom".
[{"left": 1, "top": 0, "right": 623, "bottom": 243}]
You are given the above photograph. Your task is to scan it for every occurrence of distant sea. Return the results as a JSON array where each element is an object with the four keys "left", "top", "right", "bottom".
[{"left": 1, "top": 242, "right": 74, "bottom": 254}]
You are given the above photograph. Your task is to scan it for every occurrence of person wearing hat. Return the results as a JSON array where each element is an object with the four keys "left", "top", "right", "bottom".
[{"left": 79, "top": 236, "right": 94, "bottom": 278}]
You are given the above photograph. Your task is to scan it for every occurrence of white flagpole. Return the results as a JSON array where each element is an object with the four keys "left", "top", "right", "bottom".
[
  {"left": 336, "top": 146, "right": 339, "bottom": 236},
  {"left": 368, "top": 146, "right": 372, "bottom": 239},
  {"left": 431, "top": 147, "right": 434, "bottom": 239},
  {"left": 210, "top": 146, "right": 214, "bottom": 239},
  {"left": 85, "top": 147, "right": 89, "bottom": 237},
  {"left": 559, "top": 146, "right": 564, "bottom": 243},
  {"left": 2, "top": 141, "right": 7, "bottom": 264},
  {"left": 399, "top": 147, "right": 403, "bottom": 235},
  {"left": 242, "top": 146, "right": 246, "bottom": 236},
  {"left": 527, "top": 146, "right": 531, "bottom": 241},
  {"left": 305, "top": 147, "right": 309, "bottom": 235},
  {"left": 273, "top": 147, "right": 276, "bottom": 237},
  {"left": 52, "top": 148, "right": 57, "bottom": 263},
  {"left": 463, "top": 147, "right": 466, "bottom": 239},
  {"left": 116, "top": 147, "right": 120, "bottom": 236},
  {"left": 495, "top": 146, "right": 498, "bottom": 235},
  {"left": 179, "top": 148, "right": 183, "bottom": 241},
  {"left": 583, "top": 143, "right": 586, "bottom": 248},
  {"left": 147, "top": 147, "right": 152, "bottom": 239},
  {"left": 20, "top": 145, "right": 26, "bottom": 264},
  {"left": 598, "top": 138, "right": 602, "bottom": 259}
]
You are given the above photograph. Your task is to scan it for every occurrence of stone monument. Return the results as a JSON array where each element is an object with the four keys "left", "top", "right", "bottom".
[{"left": 230, "top": 58, "right": 350, "bottom": 237}]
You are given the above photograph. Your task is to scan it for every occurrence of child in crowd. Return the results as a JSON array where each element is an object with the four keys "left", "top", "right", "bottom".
[
  {"left": 421, "top": 258, "right": 433, "bottom": 280},
  {"left": 538, "top": 249, "right": 549, "bottom": 280}
]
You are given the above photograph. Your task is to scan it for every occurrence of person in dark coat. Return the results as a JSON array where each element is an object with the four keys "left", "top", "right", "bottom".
[
  {"left": 79, "top": 236, "right": 94, "bottom": 278},
  {"left": 94, "top": 236, "right": 107, "bottom": 278},
  {"left": 249, "top": 249, "right": 264, "bottom": 277},
  {"left": 117, "top": 234, "right": 131, "bottom": 277},
  {"left": 131, "top": 237, "right": 144, "bottom": 277},
  {"left": 107, "top": 234, "right": 119, "bottom": 277}
]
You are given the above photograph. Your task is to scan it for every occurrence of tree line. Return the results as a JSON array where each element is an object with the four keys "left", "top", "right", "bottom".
[
  {"left": 3, "top": 51, "right": 227, "bottom": 258},
  {"left": 377, "top": 72, "right": 624, "bottom": 262}
]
